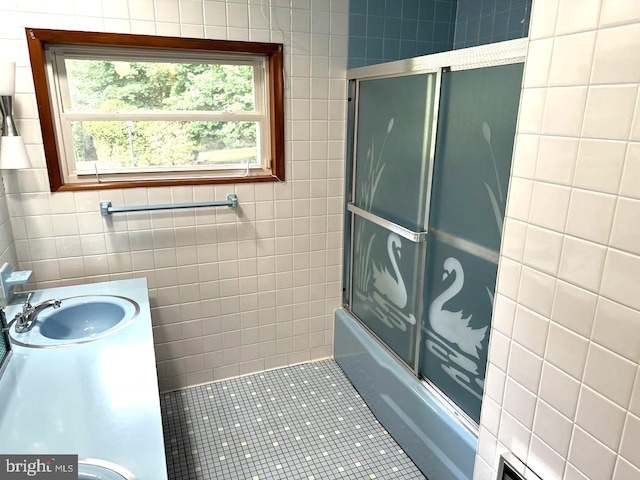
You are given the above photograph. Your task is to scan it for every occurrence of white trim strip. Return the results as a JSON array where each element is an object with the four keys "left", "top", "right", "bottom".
[{"left": 347, "top": 38, "right": 527, "bottom": 80}]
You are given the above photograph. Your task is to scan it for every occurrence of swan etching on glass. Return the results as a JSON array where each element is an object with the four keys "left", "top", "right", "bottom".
[
  {"left": 428, "top": 257, "right": 487, "bottom": 359},
  {"left": 372, "top": 232, "right": 407, "bottom": 309}
]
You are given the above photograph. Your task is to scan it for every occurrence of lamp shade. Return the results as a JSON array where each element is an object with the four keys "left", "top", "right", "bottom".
[
  {"left": 0, "top": 62, "right": 16, "bottom": 96},
  {"left": 0, "top": 136, "right": 31, "bottom": 169}
]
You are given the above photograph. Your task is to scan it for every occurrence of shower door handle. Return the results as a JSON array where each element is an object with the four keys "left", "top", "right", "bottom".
[{"left": 347, "top": 203, "right": 428, "bottom": 243}]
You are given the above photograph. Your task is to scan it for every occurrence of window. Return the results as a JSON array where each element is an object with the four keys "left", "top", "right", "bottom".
[{"left": 26, "top": 28, "right": 284, "bottom": 191}]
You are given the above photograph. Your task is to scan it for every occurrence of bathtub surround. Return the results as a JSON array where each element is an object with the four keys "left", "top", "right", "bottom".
[
  {"left": 476, "top": 1, "right": 640, "bottom": 479},
  {"left": 0, "top": 0, "right": 347, "bottom": 391}
]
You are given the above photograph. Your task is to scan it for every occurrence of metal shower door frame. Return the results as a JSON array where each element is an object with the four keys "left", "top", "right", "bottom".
[
  {"left": 341, "top": 38, "right": 528, "bottom": 432},
  {"left": 343, "top": 65, "right": 442, "bottom": 378}
]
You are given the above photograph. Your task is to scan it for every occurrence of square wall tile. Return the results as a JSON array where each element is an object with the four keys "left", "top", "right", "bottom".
[
  {"left": 542, "top": 86, "right": 588, "bottom": 138},
  {"left": 533, "top": 400, "right": 572, "bottom": 457},
  {"left": 517, "top": 267, "right": 555, "bottom": 317},
  {"left": 493, "top": 294, "right": 517, "bottom": 336},
  {"left": 583, "top": 343, "right": 636, "bottom": 407},
  {"left": 522, "top": 225, "right": 563, "bottom": 276},
  {"left": 576, "top": 385, "right": 626, "bottom": 450},
  {"left": 489, "top": 330, "right": 511, "bottom": 372},
  {"left": 511, "top": 134, "right": 539, "bottom": 179},
  {"left": 523, "top": 38, "right": 552, "bottom": 88},
  {"left": 545, "top": 322, "right": 589, "bottom": 380},
  {"left": 558, "top": 236, "right": 606, "bottom": 293},
  {"left": 501, "top": 218, "right": 527, "bottom": 262},
  {"left": 508, "top": 342, "right": 543, "bottom": 394},
  {"left": 591, "top": 23, "right": 640, "bottom": 85},
  {"left": 555, "top": 0, "right": 601, "bottom": 35},
  {"left": 620, "top": 413, "right": 640, "bottom": 469},
  {"left": 614, "top": 456, "right": 640, "bottom": 480},
  {"left": 551, "top": 280, "right": 597, "bottom": 338},
  {"left": 535, "top": 136, "right": 578, "bottom": 185},
  {"left": 601, "top": 248, "right": 640, "bottom": 311},
  {"left": 631, "top": 368, "right": 640, "bottom": 418},
  {"left": 620, "top": 143, "right": 640, "bottom": 198},
  {"left": 539, "top": 362, "right": 581, "bottom": 420},
  {"left": 582, "top": 85, "right": 638, "bottom": 141},
  {"left": 568, "top": 426, "right": 616, "bottom": 480},
  {"left": 506, "top": 178, "right": 533, "bottom": 222},
  {"left": 611, "top": 197, "right": 640, "bottom": 256},
  {"left": 527, "top": 434, "right": 565, "bottom": 480},
  {"left": 528, "top": 182, "right": 570, "bottom": 232},
  {"left": 498, "top": 411, "right": 532, "bottom": 463},
  {"left": 512, "top": 305, "right": 549, "bottom": 357},
  {"left": 574, "top": 139, "right": 626, "bottom": 194},
  {"left": 548, "top": 31, "right": 596, "bottom": 87},
  {"left": 600, "top": 0, "right": 640, "bottom": 27},
  {"left": 517, "top": 88, "right": 547, "bottom": 134},
  {"left": 529, "top": 0, "right": 558, "bottom": 39},
  {"left": 565, "top": 189, "right": 616, "bottom": 244},
  {"left": 593, "top": 297, "right": 640, "bottom": 363}
]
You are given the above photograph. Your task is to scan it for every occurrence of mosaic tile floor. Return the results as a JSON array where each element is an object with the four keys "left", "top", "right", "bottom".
[{"left": 161, "top": 359, "right": 426, "bottom": 480}]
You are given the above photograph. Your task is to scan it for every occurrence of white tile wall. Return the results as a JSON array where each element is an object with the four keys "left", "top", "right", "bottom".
[
  {"left": 475, "top": 1, "right": 640, "bottom": 479},
  {"left": 0, "top": 0, "right": 347, "bottom": 391},
  {"left": 0, "top": 175, "right": 18, "bottom": 281}
]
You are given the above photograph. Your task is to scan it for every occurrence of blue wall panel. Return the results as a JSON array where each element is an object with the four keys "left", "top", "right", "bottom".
[
  {"left": 349, "top": 0, "right": 532, "bottom": 69},
  {"left": 349, "top": 0, "right": 457, "bottom": 69},
  {"left": 453, "top": 0, "right": 532, "bottom": 49}
]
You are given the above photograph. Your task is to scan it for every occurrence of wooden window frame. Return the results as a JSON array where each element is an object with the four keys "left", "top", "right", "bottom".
[{"left": 26, "top": 28, "right": 285, "bottom": 192}]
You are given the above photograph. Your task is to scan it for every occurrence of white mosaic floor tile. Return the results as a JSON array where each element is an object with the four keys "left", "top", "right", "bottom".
[{"left": 161, "top": 359, "right": 426, "bottom": 479}]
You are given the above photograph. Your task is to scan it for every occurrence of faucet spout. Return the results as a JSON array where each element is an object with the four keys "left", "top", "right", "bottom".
[
  {"left": 33, "top": 299, "right": 62, "bottom": 316},
  {"left": 13, "top": 294, "right": 62, "bottom": 333}
]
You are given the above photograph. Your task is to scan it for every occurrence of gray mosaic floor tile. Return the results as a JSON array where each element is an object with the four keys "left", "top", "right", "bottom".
[{"left": 161, "top": 359, "right": 426, "bottom": 480}]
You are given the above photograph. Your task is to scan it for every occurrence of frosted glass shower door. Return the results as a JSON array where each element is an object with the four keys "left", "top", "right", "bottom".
[
  {"left": 349, "top": 73, "right": 438, "bottom": 367},
  {"left": 419, "top": 63, "right": 524, "bottom": 423}
]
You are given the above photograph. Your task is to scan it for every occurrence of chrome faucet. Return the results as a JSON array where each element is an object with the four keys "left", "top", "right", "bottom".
[{"left": 13, "top": 293, "right": 61, "bottom": 333}]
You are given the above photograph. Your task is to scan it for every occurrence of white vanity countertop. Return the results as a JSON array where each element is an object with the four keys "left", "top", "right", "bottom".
[{"left": 0, "top": 278, "right": 167, "bottom": 480}]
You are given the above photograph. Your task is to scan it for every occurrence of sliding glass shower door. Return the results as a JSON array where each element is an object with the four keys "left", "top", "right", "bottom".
[
  {"left": 349, "top": 72, "right": 438, "bottom": 368},
  {"left": 345, "top": 61, "right": 523, "bottom": 424},
  {"left": 420, "top": 64, "right": 523, "bottom": 423}
]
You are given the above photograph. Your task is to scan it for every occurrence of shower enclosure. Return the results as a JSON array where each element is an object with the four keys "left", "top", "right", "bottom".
[{"left": 336, "top": 40, "right": 526, "bottom": 479}]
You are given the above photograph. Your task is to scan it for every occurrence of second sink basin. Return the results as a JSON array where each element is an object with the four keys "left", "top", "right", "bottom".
[
  {"left": 10, "top": 295, "right": 139, "bottom": 348},
  {"left": 78, "top": 458, "right": 137, "bottom": 480}
]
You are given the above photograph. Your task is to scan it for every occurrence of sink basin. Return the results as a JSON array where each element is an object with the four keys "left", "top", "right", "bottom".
[
  {"left": 9, "top": 295, "right": 139, "bottom": 348},
  {"left": 78, "top": 458, "right": 136, "bottom": 479},
  {"left": 40, "top": 301, "right": 128, "bottom": 340}
]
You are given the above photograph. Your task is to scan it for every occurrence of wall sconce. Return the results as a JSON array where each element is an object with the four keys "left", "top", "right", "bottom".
[{"left": 0, "top": 61, "right": 31, "bottom": 169}]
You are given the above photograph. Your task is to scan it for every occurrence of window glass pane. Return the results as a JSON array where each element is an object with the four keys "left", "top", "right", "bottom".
[
  {"left": 71, "top": 120, "right": 258, "bottom": 172},
  {"left": 65, "top": 59, "right": 256, "bottom": 112}
]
